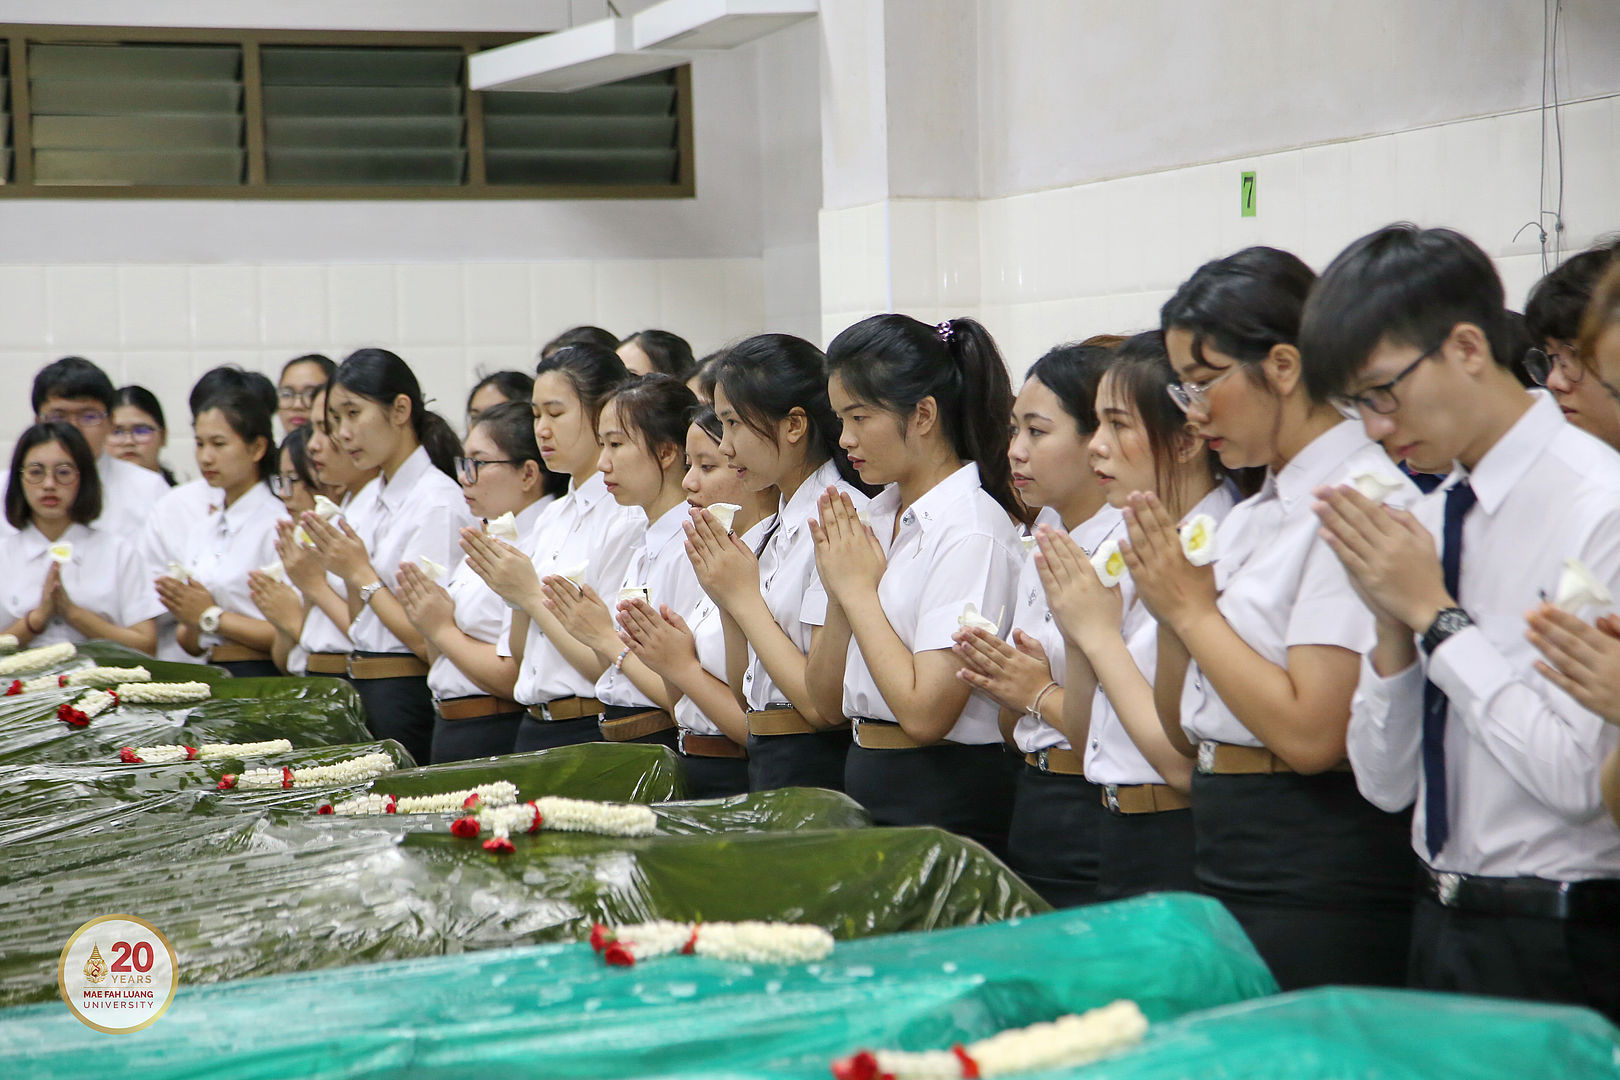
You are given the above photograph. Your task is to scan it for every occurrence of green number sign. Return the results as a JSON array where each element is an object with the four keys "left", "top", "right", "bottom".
[{"left": 1240, "top": 171, "right": 1257, "bottom": 217}]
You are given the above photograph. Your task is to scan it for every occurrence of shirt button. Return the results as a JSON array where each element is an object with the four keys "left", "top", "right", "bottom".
[
  {"left": 1091, "top": 740, "right": 1099, "bottom": 750},
  {"left": 1044, "top": 612, "right": 1052, "bottom": 622},
  {"left": 902, "top": 511, "right": 914, "bottom": 526}
]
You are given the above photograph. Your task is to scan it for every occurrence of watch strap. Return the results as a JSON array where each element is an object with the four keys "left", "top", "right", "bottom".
[{"left": 1420, "top": 607, "right": 1473, "bottom": 656}]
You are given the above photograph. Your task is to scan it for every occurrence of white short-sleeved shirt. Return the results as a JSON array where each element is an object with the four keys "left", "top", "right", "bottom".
[
  {"left": 1180, "top": 421, "right": 1421, "bottom": 747},
  {"left": 1084, "top": 483, "right": 1239, "bottom": 784},
  {"left": 744, "top": 459, "right": 871, "bottom": 710},
  {"left": 348, "top": 447, "right": 475, "bottom": 654},
  {"left": 428, "top": 495, "right": 551, "bottom": 701},
  {"left": 813, "top": 463, "right": 1023, "bottom": 745},
  {"left": 0, "top": 521, "right": 165, "bottom": 646},
  {"left": 676, "top": 515, "right": 776, "bottom": 735},
  {"left": 501, "top": 472, "right": 645, "bottom": 705},
  {"left": 595, "top": 501, "right": 710, "bottom": 708},
  {"left": 1349, "top": 394, "right": 1620, "bottom": 880},
  {"left": 176, "top": 482, "right": 285, "bottom": 651},
  {"left": 139, "top": 479, "right": 222, "bottom": 664},
  {"left": 1011, "top": 503, "right": 1125, "bottom": 754}
]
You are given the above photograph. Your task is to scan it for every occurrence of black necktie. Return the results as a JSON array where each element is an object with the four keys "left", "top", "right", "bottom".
[{"left": 1421, "top": 480, "right": 1476, "bottom": 858}]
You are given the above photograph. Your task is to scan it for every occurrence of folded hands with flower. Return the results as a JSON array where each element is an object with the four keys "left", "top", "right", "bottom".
[
  {"left": 396, "top": 561, "right": 456, "bottom": 638},
  {"left": 952, "top": 623, "right": 1052, "bottom": 714},
  {"left": 1525, "top": 603, "right": 1620, "bottom": 726},
  {"left": 541, "top": 576, "right": 617, "bottom": 654},
  {"left": 810, "top": 487, "right": 886, "bottom": 606},
  {"left": 1034, "top": 524, "right": 1124, "bottom": 647},
  {"left": 459, "top": 527, "right": 539, "bottom": 609},
  {"left": 274, "top": 519, "right": 328, "bottom": 594},
  {"left": 1311, "top": 484, "right": 1451, "bottom": 631},
  {"left": 684, "top": 505, "right": 760, "bottom": 609},
  {"left": 247, "top": 571, "right": 304, "bottom": 639},
  {"left": 617, "top": 596, "right": 696, "bottom": 677},
  {"left": 299, "top": 510, "right": 375, "bottom": 587},
  {"left": 154, "top": 574, "right": 217, "bottom": 626},
  {"left": 1121, "top": 492, "right": 1216, "bottom": 629}
]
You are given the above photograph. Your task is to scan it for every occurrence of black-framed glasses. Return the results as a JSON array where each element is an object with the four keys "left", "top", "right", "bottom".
[
  {"left": 1328, "top": 343, "right": 1442, "bottom": 420},
  {"left": 22, "top": 463, "right": 79, "bottom": 486},
  {"left": 278, "top": 386, "right": 322, "bottom": 407},
  {"left": 455, "top": 456, "right": 518, "bottom": 484},
  {"left": 1167, "top": 363, "right": 1241, "bottom": 415},
  {"left": 269, "top": 474, "right": 304, "bottom": 497},
  {"left": 1524, "top": 345, "right": 1585, "bottom": 387}
]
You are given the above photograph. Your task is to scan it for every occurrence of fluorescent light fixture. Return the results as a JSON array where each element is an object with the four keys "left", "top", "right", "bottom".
[
  {"left": 469, "top": 17, "right": 681, "bottom": 94},
  {"left": 631, "top": 0, "right": 817, "bottom": 51}
]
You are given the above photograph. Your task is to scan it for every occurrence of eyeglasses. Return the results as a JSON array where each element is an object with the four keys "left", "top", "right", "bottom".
[
  {"left": 1168, "top": 363, "right": 1242, "bottom": 415},
  {"left": 40, "top": 409, "right": 106, "bottom": 428},
  {"left": 1524, "top": 345, "right": 1585, "bottom": 387},
  {"left": 1328, "top": 343, "right": 1442, "bottom": 420},
  {"left": 110, "top": 423, "right": 159, "bottom": 443},
  {"left": 269, "top": 474, "right": 304, "bottom": 497},
  {"left": 455, "top": 456, "right": 518, "bottom": 484},
  {"left": 278, "top": 386, "right": 322, "bottom": 408},
  {"left": 22, "top": 463, "right": 79, "bottom": 486}
]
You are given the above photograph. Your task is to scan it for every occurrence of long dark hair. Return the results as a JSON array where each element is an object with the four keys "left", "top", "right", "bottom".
[
  {"left": 712, "top": 333, "right": 873, "bottom": 494},
  {"left": 1161, "top": 246, "right": 1316, "bottom": 393},
  {"left": 619, "top": 329, "right": 695, "bottom": 380},
  {"left": 1099, "top": 331, "right": 1232, "bottom": 509},
  {"left": 333, "top": 348, "right": 459, "bottom": 479},
  {"left": 280, "top": 425, "right": 318, "bottom": 490},
  {"left": 826, "top": 314, "right": 1027, "bottom": 522},
  {"left": 5, "top": 422, "right": 102, "bottom": 529},
  {"left": 1025, "top": 337, "right": 1123, "bottom": 436},
  {"left": 603, "top": 373, "right": 697, "bottom": 466}
]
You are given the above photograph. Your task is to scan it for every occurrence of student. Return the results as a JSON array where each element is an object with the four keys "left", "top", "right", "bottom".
[
  {"left": 396, "top": 402, "right": 553, "bottom": 763},
  {"left": 621, "top": 406, "right": 777, "bottom": 796},
  {"left": 618, "top": 330, "right": 695, "bottom": 381},
  {"left": 300, "top": 349, "right": 473, "bottom": 766},
  {"left": 1523, "top": 242, "right": 1620, "bottom": 442},
  {"left": 17, "top": 357, "right": 172, "bottom": 540},
  {"left": 541, "top": 325, "right": 618, "bottom": 360},
  {"left": 157, "top": 384, "right": 283, "bottom": 677},
  {"left": 108, "top": 386, "right": 176, "bottom": 486},
  {"left": 687, "top": 349, "right": 725, "bottom": 402},
  {"left": 948, "top": 337, "right": 1121, "bottom": 905},
  {"left": 694, "top": 334, "right": 871, "bottom": 792},
  {"left": 0, "top": 423, "right": 162, "bottom": 653},
  {"left": 250, "top": 427, "right": 321, "bottom": 674},
  {"left": 466, "top": 370, "right": 534, "bottom": 431},
  {"left": 1124, "top": 246, "right": 1419, "bottom": 991},
  {"left": 277, "top": 354, "right": 336, "bottom": 433},
  {"left": 461, "top": 344, "right": 643, "bottom": 751},
  {"left": 1308, "top": 225, "right": 1620, "bottom": 1020},
  {"left": 804, "top": 315, "right": 1027, "bottom": 854}
]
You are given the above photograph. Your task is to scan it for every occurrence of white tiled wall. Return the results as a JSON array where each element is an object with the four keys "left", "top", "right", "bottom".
[
  {"left": 820, "top": 95, "right": 1620, "bottom": 374},
  {"left": 0, "top": 258, "right": 766, "bottom": 474}
]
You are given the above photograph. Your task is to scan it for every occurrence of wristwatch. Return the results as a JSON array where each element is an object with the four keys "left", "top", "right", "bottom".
[
  {"left": 198, "top": 605, "right": 223, "bottom": 634},
  {"left": 357, "top": 581, "right": 385, "bottom": 608},
  {"left": 1420, "top": 607, "right": 1474, "bottom": 655}
]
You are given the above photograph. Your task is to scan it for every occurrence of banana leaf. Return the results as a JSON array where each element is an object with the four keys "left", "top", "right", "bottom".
[{"left": 0, "top": 895, "right": 1272, "bottom": 1078}]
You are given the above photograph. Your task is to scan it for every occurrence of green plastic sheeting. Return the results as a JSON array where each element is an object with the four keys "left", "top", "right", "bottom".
[{"left": 0, "top": 896, "right": 1273, "bottom": 1078}]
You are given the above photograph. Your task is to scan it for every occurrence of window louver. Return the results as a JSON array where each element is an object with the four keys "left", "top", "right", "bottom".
[
  {"left": 28, "top": 42, "right": 244, "bottom": 185},
  {"left": 482, "top": 70, "right": 678, "bottom": 186}
]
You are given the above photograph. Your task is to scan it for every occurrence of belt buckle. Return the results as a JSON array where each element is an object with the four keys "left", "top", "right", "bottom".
[
  {"left": 677, "top": 729, "right": 691, "bottom": 755},
  {"left": 1196, "top": 740, "right": 1216, "bottom": 774},
  {"left": 1103, "top": 784, "right": 1120, "bottom": 812},
  {"left": 345, "top": 654, "right": 358, "bottom": 678},
  {"left": 1035, "top": 748, "right": 1051, "bottom": 773},
  {"left": 539, "top": 703, "right": 559, "bottom": 723},
  {"left": 853, "top": 718, "right": 868, "bottom": 747},
  {"left": 1436, "top": 871, "right": 1462, "bottom": 907}
]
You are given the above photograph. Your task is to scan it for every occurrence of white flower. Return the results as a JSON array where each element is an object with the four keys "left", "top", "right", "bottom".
[
  {"left": 1020, "top": 534, "right": 1038, "bottom": 556},
  {"left": 312, "top": 494, "right": 343, "bottom": 521},
  {"left": 195, "top": 739, "right": 292, "bottom": 759},
  {"left": 293, "top": 526, "right": 313, "bottom": 548},
  {"left": 1351, "top": 471, "right": 1405, "bottom": 504},
  {"left": 531, "top": 796, "right": 657, "bottom": 837},
  {"left": 485, "top": 511, "right": 519, "bottom": 543},
  {"left": 619, "top": 586, "right": 649, "bottom": 604},
  {"left": 0, "top": 641, "right": 76, "bottom": 677},
  {"left": 707, "top": 503, "right": 741, "bottom": 532},
  {"left": 957, "top": 602, "right": 1000, "bottom": 634},
  {"left": 166, "top": 561, "right": 192, "bottom": 583},
  {"left": 115, "top": 681, "right": 211, "bottom": 705},
  {"left": 594, "top": 920, "right": 834, "bottom": 966},
  {"left": 48, "top": 542, "right": 73, "bottom": 565},
  {"left": 18, "top": 674, "right": 64, "bottom": 694},
  {"left": 1179, "top": 513, "right": 1218, "bottom": 567},
  {"left": 1555, "top": 556, "right": 1613, "bottom": 614},
  {"left": 329, "top": 780, "right": 519, "bottom": 816},
  {"left": 417, "top": 555, "right": 448, "bottom": 582},
  {"left": 855, "top": 509, "right": 872, "bottom": 527},
  {"left": 73, "top": 690, "right": 117, "bottom": 719},
  {"left": 558, "top": 561, "right": 589, "bottom": 589},
  {"left": 0, "top": 634, "right": 16, "bottom": 654},
  {"left": 124, "top": 744, "right": 192, "bottom": 765},
  {"left": 259, "top": 560, "right": 288, "bottom": 584},
  {"left": 1091, "top": 539, "right": 1127, "bottom": 587},
  {"left": 233, "top": 752, "right": 394, "bottom": 790},
  {"left": 841, "top": 999, "right": 1147, "bottom": 1078},
  {"left": 66, "top": 666, "right": 151, "bottom": 687}
]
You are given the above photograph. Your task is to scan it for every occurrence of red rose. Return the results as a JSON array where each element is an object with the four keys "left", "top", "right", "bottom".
[
  {"left": 951, "top": 1045, "right": 980, "bottom": 1079},
  {"left": 384, "top": 795, "right": 398, "bottom": 814},
  {"left": 450, "top": 817, "right": 480, "bottom": 839},
  {"left": 56, "top": 704, "right": 88, "bottom": 727},
  {"left": 184, "top": 746, "right": 198, "bottom": 759},
  {"left": 462, "top": 794, "right": 482, "bottom": 810},
  {"left": 681, "top": 926, "right": 699, "bottom": 955},
  {"left": 482, "top": 836, "right": 515, "bottom": 855},
  {"left": 602, "top": 941, "right": 635, "bottom": 967},
  {"left": 119, "top": 747, "right": 141, "bottom": 764},
  {"left": 108, "top": 690, "right": 119, "bottom": 705},
  {"left": 526, "top": 803, "right": 543, "bottom": 834},
  {"left": 280, "top": 766, "right": 295, "bottom": 790},
  {"left": 217, "top": 774, "right": 237, "bottom": 790},
  {"left": 589, "top": 923, "right": 611, "bottom": 953},
  {"left": 5, "top": 680, "right": 20, "bottom": 695},
  {"left": 57, "top": 675, "right": 67, "bottom": 687},
  {"left": 316, "top": 804, "right": 333, "bottom": 815}
]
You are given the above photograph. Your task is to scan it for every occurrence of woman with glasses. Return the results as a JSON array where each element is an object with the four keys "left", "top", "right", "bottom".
[
  {"left": 0, "top": 422, "right": 163, "bottom": 653},
  {"left": 276, "top": 354, "right": 336, "bottom": 434},
  {"left": 1523, "top": 245, "right": 1620, "bottom": 446},
  {"left": 1117, "top": 246, "right": 1420, "bottom": 991},
  {"left": 108, "top": 386, "right": 176, "bottom": 486}
]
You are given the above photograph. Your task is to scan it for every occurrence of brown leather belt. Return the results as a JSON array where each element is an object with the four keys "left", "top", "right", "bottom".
[
  {"left": 527, "top": 696, "right": 604, "bottom": 723},
  {"left": 347, "top": 654, "right": 430, "bottom": 680},
  {"left": 600, "top": 708, "right": 676, "bottom": 742},
  {"left": 1101, "top": 782, "right": 1191, "bottom": 814},
  {"left": 677, "top": 729, "right": 748, "bottom": 759},
  {"left": 852, "top": 717, "right": 921, "bottom": 750},
  {"left": 306, "top": 651, "right": 349, "bottom": 676},
  {"left": 436, "top": 695, "right": 522, "bottom": 721},
  {"left": 1024, "top": 746, "right": 1085, "bottom": 776},
  {"left": 747, "top": 706, "right": 818, "bottom": 736},
  {"left": 211, "top": 643, "right": 272, "bottom": 664},
  {"left": 1197, "top": 740, "right": 1352, "bottom": 775}
]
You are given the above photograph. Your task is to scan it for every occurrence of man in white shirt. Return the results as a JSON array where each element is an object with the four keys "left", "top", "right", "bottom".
[{"left": 1305, "top": 224, "right": 1620, "bottom": 1022}]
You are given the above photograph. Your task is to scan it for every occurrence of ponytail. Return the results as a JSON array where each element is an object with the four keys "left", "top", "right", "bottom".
[
  {"left": 826, "top": 314, "right": 1028, "bottom": 523},
  {"left": 333, "top": 347, "right": 460, "bottom": 480},
  {"left": 418, "top": 412, "right": 462, "bottom": 480}
]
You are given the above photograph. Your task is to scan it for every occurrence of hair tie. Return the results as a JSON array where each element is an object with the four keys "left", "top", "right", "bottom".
[{"left": 935, "top": 320, "right": 954, "bottom": 343}]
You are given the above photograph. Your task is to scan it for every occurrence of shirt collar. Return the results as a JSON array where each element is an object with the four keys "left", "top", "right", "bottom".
[
  {"left": 1273, "top": 420, "right": 1375, "bottom": 509},
  {"left": 18, "top": 521, "right": 91, "bottom": 557},
  {"left": 219, "top": 483, "right": 279, "bottom": 533},
  {"left": 1445, "top": 392, "right": 1560, "bottom": 515},
  {"left": 378, "top": 446, "right": 432, "bottom": 511},
  {"left": 644, "top": 501, "right": 689, "bottom": 558},
  {"left": 514, "top": 494, "right": 551, "bottom": 538},
  {"left": 899, "top": 462, "right": 982, "bottom": 536},
  {"left": 777, "top": 459, "right": 844, "bottom": 536},
  {"left": 570, "top": 471, "right": 612, "bottom": 511}
]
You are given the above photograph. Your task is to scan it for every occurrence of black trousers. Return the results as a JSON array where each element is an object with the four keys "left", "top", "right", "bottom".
[
  {"left": 1097, "top": 804, "right": 1198, "bottom": 901},
  {"left": 678, "top": 751, "right": 751, "bottom": 799},
  {"left": 1192, "top": 769, "right": 1416, "bottom": 990},
  {"left": 219, "top": 659, "right": 282, "bottom": 679},
  {"left": 845, "top": 741, "right": 1017, "bottom": 857},
  {"left": 1003, "top": 762, "right": 1102, "bottom": 908},
  {"left": 513, "top": 713, "right": 602, "bottom": 752},
  {"left": 350, "top": 673, "right": 435, "bottom": 768},
  {"left": 430, "top": 708, "right": 525, "bottom": 764},
  {"left": 1409, "top": 895, "right": 1620, "bottom": 1024},
  {"left": 746, "top": 729, "right": 851, "bottom": 792}
]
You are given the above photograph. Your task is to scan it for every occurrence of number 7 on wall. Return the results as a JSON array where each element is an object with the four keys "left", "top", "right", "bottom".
[{"left": 1240, "top": 171, "right": 1257, "bottom": 217}]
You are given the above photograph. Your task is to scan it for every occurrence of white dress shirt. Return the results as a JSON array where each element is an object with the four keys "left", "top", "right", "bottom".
[
  {"left": 428, "top": 495, "right": 551, "bottom": 701},
  {"left": 177, "top": 481, "right": 284, "bottom": 650},
  {"left": 676, "top": 515, "right": 777, "bottom": 735},
  {"left": 500, "top": 472, "right": 645, "bottom": 705},
  {"left": 809, "top": 462, "right": 1024, "bottom": 745},
  {"left": 1011, "top": 503, "right": 1125, "bottom": 754},
  {"left": 289, "top": 479, "right": 381, "bottom": 674},
  {"left": 1181, "top": 420, "right": 1421, "bottom": 747},
  {"left": 595, "top": 501, "right": 710, "bottom": 709},
  {"left": 348, "top": 447, "right": 475, "bottom": 654},
  {"left": 743, "top": 459, "right": 871, "bottom": 710},
  {"left": 97, "top": 453, "right": 174, "bottom": 540},
  {"left": 139, "top": 478, "right": 222, "bottom": 664},
  {"left": 1348, "top": 394, "right": 1620, "bottom": 880},
  {"left": 0, "top": 521, "right": 165, "bottom": 646},
  {"left": 1085, "top": 482, "right": 1239, "bottom": 784}
]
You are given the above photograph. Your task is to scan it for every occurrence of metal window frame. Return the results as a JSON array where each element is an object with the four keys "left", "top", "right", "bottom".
[{"left": 0, "top": 23, "right": 694, "bottom": 199}]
